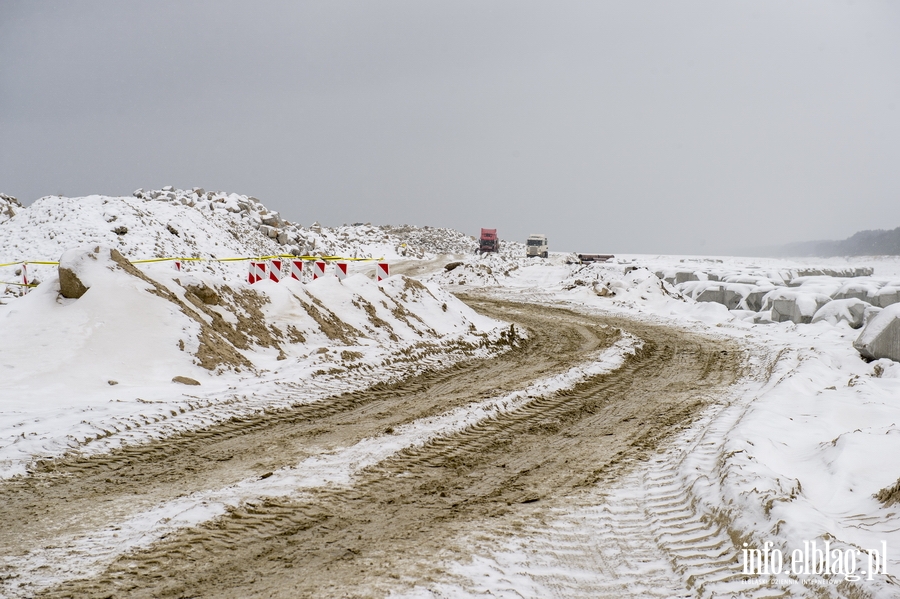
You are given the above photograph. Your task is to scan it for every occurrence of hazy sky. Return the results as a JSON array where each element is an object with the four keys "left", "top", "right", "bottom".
[{"left": 1, "top": 1, "right": 898, "bottom": 254}]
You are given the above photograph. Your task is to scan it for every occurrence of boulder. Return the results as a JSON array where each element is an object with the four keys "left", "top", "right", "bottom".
[
  {"left": 58, "top": 246, "right": 144, "bottom": 299},
  {"left": 258, "top": 224, "right": 278, "bottom": 238},
  {"left": 854, "top": 305, "right": 900, "bottom": 362},
  {"left": 261, "top": 214, "right": 283, "bottom": 227},
  {"left": 58, "top": 266, "right": 89, "bottom": 299},
  {"left": 0, "top": 193, "right": 21, "bottom": 225},
  {"left": 811, "top": 298, "right": 869, "bottom": 329}
]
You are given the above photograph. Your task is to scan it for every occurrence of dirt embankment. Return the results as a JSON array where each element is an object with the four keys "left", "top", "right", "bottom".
[{"left": 0, "top": 296, "right": 747, "bottom": 598}]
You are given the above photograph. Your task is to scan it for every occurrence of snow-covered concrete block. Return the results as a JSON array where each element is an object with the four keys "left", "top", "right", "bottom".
[
  {"left": 865, "top": 305, "right": 883, "bottom": 325},
  {"left": 874, "top": 286, "right": 900, "bottom": 308},
  {"left": 742, "top": 286, "right": 776, "bottom": 312},
  {"left": 675, "top": 271, "right": 700, "bottom": 284},
  {"left": 722, "top": 283, "right": 753, "bottom": 310},
  {"left": 832, "top": 282, "right": 879, "bottom": 303},
  {"left": 811, "top": 298, "right": 869, "bottom": 329},
  {"left": 695, "top": 285, "right": 724, "bottom": 305},
  {"left": 766, "top": 290, "right": 832, "bottom": 324},
  {"left": 854, "top": 304, "right": 900, "bottom": 362},
  {"left": 752, "top": 310, "right": 775, "bottom": 324},
  {"left": 795, "top": 266, "right": 874, "bottom": 278}
]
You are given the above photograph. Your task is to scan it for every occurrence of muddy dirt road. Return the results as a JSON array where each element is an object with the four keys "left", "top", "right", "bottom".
[{"left": 0, "top": 296, "right": 747, "bottom": 598}]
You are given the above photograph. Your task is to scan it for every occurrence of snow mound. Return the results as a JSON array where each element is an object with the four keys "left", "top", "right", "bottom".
[
  {"left": 4, "top": 246, "right": 503, "bottom": 376},
  {"left": 0, "top": 246, "right": 510, "bottom": 477}
]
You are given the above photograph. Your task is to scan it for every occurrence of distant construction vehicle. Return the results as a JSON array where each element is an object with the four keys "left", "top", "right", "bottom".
[
  {"left": 526, "top": 234, "right": 548, "bottom": 258},
  {"left": 577, "top": 253, "right": 615, "bottom": 264},
  {"left": 478, "top": 228, "right": 499, "bottom": 254}
]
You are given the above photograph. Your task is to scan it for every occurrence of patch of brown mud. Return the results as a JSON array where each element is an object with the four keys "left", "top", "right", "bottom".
[
  {"left": 303, "top": 294, "right": 362, "bottom": 343},
  {"left": 352, "top": 295, "right": 397, "bottom": 341},
  {"left": 876, "top": 478, "right": 900, "bottom": 506}
]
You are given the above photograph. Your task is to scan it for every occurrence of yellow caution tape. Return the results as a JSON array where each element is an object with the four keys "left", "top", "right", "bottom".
[
  {"left": 0, "top": 255, "right": 385, "bottom": 267},
  {"left": 0, "top": 280, "right": 38, "bottom": 288}
]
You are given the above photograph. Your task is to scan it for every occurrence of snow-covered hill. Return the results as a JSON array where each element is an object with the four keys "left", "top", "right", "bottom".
[
  {"left": 0, "top": 189, "right": 515, "bottom": 477},
  {"left": 0, "top": 187, "right": 479, "bottom": 294}
]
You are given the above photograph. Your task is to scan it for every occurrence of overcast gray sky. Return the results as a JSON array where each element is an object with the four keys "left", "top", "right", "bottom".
[{"left": 1, "top": 1, "right": 898, "bottom": 254}]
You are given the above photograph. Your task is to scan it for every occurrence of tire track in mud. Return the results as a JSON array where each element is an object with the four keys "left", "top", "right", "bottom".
[
  {"left": 412, "top": 371, "right": 810, "bottom": 599},
  {"left": 25, "top": 297, "right": 752, "bottom": 599},
  {"left": 0, "top": 298, "right": 617, "bottom": 596}
]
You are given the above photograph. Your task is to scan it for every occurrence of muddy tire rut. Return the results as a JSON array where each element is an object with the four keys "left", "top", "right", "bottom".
[{"left": 0, "top": 296, "right": 747, "bottom": 598}]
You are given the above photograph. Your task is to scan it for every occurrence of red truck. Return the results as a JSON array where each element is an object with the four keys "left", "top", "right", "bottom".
[{"left": 478, "top": 228, "right": 499, "bottom": 254}]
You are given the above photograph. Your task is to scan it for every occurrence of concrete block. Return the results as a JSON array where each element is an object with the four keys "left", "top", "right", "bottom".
[
  {"left": 832, "top": 282, "right": 878, "bottom": 303},
  {"left": 768, "top": 291, "right": 831, "bottom": 324},
  {"left": 722, "top": 283, "right": 753, "bottom": 310},
  {"left": 742, "top": 287, "right": 775, "bottom": 312},
  {"left": 854, "top": 304, "right": 900, "bottom": 362},
  {"left": 675, "top": 271, "right": 700, "bottom": 284},
  {"left": 864, "top": 305, "right": 883, "bottom": 327},
  {"left": 875, "top": 286, "right": 900, "bottom": 308},
  {"left": 811, "top": 298, "right": 869, "bottom": 329},
  {"left": 696, "top": 285, "right": 725, "bottom": 305},
  {"left": 753, "top": 310, "right": 776, "bottom": 324}
]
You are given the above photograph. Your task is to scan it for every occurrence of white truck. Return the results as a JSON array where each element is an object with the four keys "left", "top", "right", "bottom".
[{"left": 526, "top": 234, "right": 548, "bottom": 258}]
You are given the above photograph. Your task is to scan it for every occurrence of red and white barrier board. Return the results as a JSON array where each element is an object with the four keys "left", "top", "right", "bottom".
[
  {"left": 313, "top": 261, "right": 326, "bottom": 280},
  {"left": 268, "top": 259, "right": 283, "bottom": 282},
  {"left": 247, "top": 260, "right": 267, "bottom": 284},
  {"left": 290, "top": 260, "right": 303, "bottom": 280},
  {"left": 336, "top": 261, "right": 348, "bottom": 280},
  {"left": 376, "top": 262, "right": 389, "bottom": 282}
]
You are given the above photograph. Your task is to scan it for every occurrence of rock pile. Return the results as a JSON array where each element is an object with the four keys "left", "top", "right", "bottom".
[
  {"left": 130, "top": 188, "right": 479, "bottom": 259},
  {"left": 0, "top": 194, "right": 20, "bottom": 225}
]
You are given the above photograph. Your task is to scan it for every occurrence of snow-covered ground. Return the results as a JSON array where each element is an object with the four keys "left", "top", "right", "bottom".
[
  {"left": 421, "top": 253, "right": 900, "bottom": 596},
  {"left": 0, "top": 190, "right": 509, "bottom": 480},
  {"left": 3, "top": 188, "right": 900, "bottom": 596}
]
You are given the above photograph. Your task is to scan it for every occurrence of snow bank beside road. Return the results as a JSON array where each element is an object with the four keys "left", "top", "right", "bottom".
[
  {"left": 0, "top": 246, "right": 506, "bottom": 479},
  {"left": 426, "top": 251, "right": 900, "bottom": 594}
]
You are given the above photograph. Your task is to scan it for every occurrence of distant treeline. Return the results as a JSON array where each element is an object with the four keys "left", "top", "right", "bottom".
[{"left": 777, "top": 227, "right": 900, "bottom": 257}]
